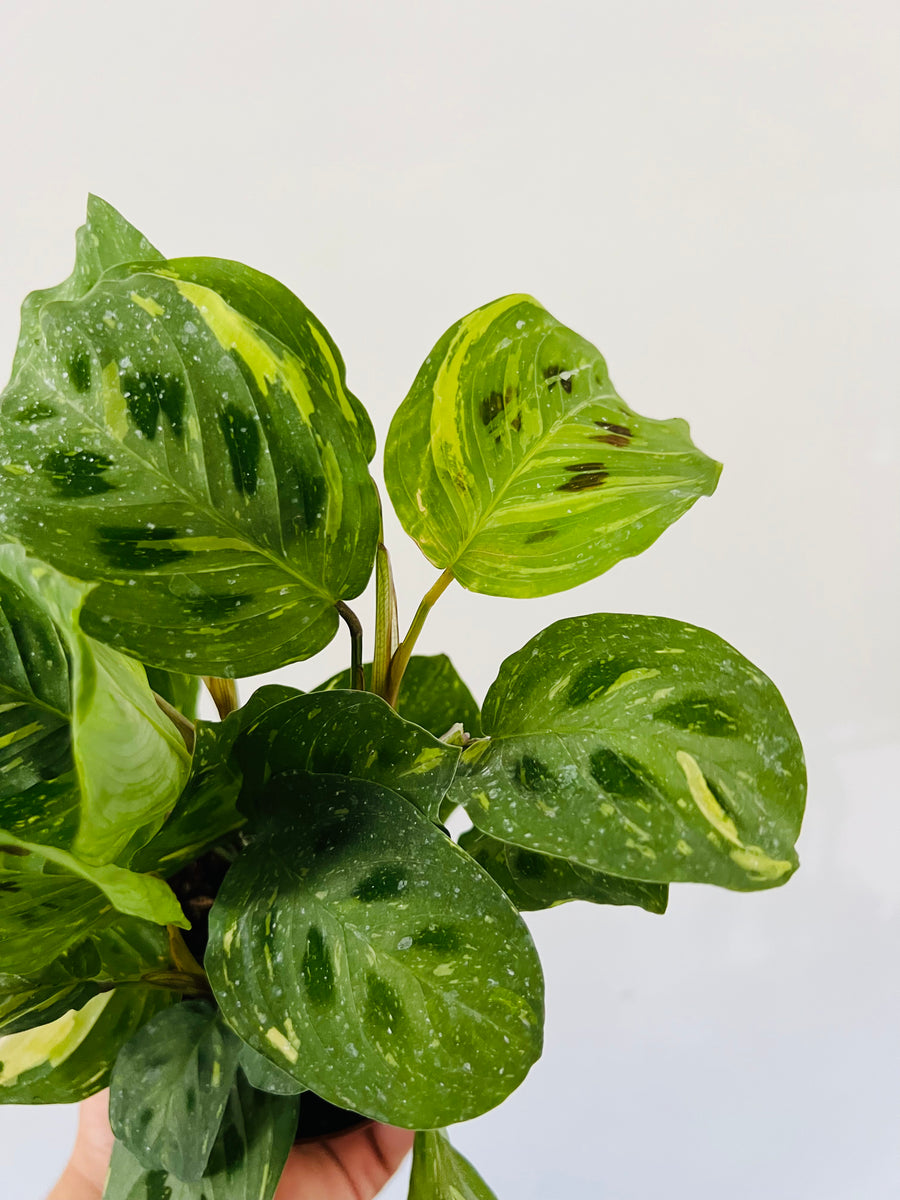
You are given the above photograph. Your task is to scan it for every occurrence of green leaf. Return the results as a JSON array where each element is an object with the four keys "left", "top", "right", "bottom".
[
  {"left": 458, "top": 827, "right": 668, "bottom": 914},
  {"left": 9, "top": 195, "right": 163, "bottom": 383},
  {"left": 0, "top": 198, "right": 380, "bottom": 677},
  {"left": 0, "top": 915, "right": 172, "bottom": 1036},
  {"left": 233, "top": 689, "right": 460, "bottom": 821},
  {"left": 103, "top": 1075, "right": 299, "bottom": 1200},
  {"left": 0, "top": 984, "right": 172, "bottom": 1105},
  {"left": 110, "top": 1000, "right": 243, "bottom": 1180},
  {"left": 452, "top": 614, "right": 806, "bottom": 892},
  {"left": 0, "top": 542, "right": 190, "bottom": 865},
  {"left": 316, "top": 653, "right": 482, "bottom": 738},
  {"left": 385, "top": 295, "right": 720, "bottom": 598},
  {"left": 408, "top": 1130, "right": 499, "bottom": 1200},
  {"left": 145, "top": 667, "right": 201, "bottom": 722},
  {"left": 207, "top": 772, "right": 544, "bottom": 1128},
  {"left": 0, "top": 862, "right": 112, "bottom": 974},
  {"left": 238, "top": 1041, "right": 305, "bottom": 1096},
  {"left": 0, "top": 835, "right": 187, "bottom": 929},
  {"left": 132, "top": 721, "right": 245, "bottom": 878}
]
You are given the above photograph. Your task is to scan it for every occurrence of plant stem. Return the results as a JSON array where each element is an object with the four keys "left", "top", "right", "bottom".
[
  {"left": 336, "top": 601, "right": 365, "bottom": 690},
  {"left": 385, "top": 568, "right": 454, "bottom": 708},
  {"left": 153, "top": 693, "right": 195, "bottom": 753},
  {"left": 203, "top": 676, "right": 238, "bottom": 719}
]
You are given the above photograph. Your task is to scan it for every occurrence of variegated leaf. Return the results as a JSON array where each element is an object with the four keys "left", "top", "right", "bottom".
[
  {"left": 0, "top": 861, "right": 112, "bottom": 974},
  {"left": 103, "top": 1076, "right": 299, "bottom": 1200},
  {"left": 0, "top": 984, "right": 172, "bottom": 1105},
  {"left": 207, "top": 772, "right": 544, "bottom": 1128},
  {"left": 0, "top": 836, "right": 187, "bottom": 965},
  {"left": 451, "top": 614, "right": 805, "bottom": 892},
  {"left": 457, "top": 827, "right": 668, "bottom": 914},
  {"left": 0, "top": 196, "right": 379, "bottom": 676},
  {"left": 110, "top": 1000, "right": 243, "bottom": 1180},
  {"left": 0, "top": 542, "right": 190, "bottom": 865},
  {"left": 385, "top": 295, "right": 720, "bottom": 597},
  {"left": 237, "top": 1041, "right": 305, "bottom": 1096},
  {"left": 131, "top": 721, "right": 245, "bottom": 878},
  {"left": 0, "top": 915, "right": 172, "bottom": 1036},
  {"left": 232, "top": 688, "right": 460, "bottom": 821},
  {"left": 408, "top": 1129, "right": 498, "bottom": 1200}
]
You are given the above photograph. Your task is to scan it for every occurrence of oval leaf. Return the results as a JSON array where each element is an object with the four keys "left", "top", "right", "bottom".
[
  {"left": 0, "top": 198, "right": 379, "bottom": 676},
  {"left": 451, "top": 614, "right": 805, "bottom": 891},
  {"left": 458, "top": 827, "right": 668, "bottom": 914},
  {"left": 385, "top": 295, "right": 720, "bottom": 597},
  {"left": 207, "top": 772, "right": 544, "bottom": 1128},
  {"left": 409, "top": 1130, "right": 499, "bottom": 1200},
  {"left": 233, "top": 690, "right": 460, "bottom": 821},
  {"left": 103, "top": 1074, "right": 299, "bottom": 1200},
  {"left": 110, "top": 1000, "right": 242, "bottom": 1180}
]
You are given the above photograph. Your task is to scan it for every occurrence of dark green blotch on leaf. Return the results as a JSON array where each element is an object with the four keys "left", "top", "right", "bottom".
[
  {"left": 516, "top": 755, "right": 554, "bottom": 793},
  {"left": 352, "top": 863, "right": 408, "bottom": 902},
  {"left": 218, "top": 403, "right": 261, "bottom": 496},
  {"left": 68, "top": 351, "right": 92, "bottom": 393},
  {"left": 41, "top": 449, "right": 115, "bottom": 497},
  {"left": 567, "top": 657, "right": 634, "bottom": 706},
  {"left": 655, "top": 696, "right": 739, "bottom": 737},
  {"left": 589, "top": 746, "right": 656, "bottom": 800},
  {"left": 121, "top": 372, "right": 185, "bottom": 441},
  {"left": 301, "top": 926, "right": 335, "bottom": 1008},
  {"left": 96, "top": 525, "right": 189, "bottom": 570},
  {"left": 365, "top": 974, "right": 404, "bottom": 1035}
]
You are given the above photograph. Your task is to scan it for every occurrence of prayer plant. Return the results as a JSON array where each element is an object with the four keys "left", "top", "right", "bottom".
[{"left": 0, "top": 198, "right": 806, "bottom": 1199}]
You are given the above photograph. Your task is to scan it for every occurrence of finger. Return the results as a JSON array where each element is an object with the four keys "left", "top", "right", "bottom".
[
  {"left": 71, "top": 1090, "right": 115, "bottom": 1189},
  {"left": 275, "top": 1123, "right": 414, "bottom": 1199}
]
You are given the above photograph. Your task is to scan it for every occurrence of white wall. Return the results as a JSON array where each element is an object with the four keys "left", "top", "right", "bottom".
[{"left": 0, "top": 1, "right": 897, "bottom": 1196}]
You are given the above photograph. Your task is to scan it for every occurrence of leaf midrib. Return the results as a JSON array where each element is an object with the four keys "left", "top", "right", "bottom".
[
  {"left": 7, "top": 328, "right": 335, "bottom": 606},
  {"left": 437, "top": 366, "right": 621, "bottom": 568}
]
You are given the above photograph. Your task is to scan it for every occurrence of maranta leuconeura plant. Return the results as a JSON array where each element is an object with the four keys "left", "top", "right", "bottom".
[{"left": 0, "top": 197, "right": 805, "bottom": 1198}]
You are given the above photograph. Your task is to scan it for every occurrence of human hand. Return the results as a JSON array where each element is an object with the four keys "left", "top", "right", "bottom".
[{"left": 47, "top": 1090, "right": 414, "bottom": 1199}]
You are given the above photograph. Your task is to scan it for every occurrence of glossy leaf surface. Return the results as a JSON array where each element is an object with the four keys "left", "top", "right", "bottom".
[
  {"left": 408, "top": 1129, "right": 498, "bottom": 1200},
  {"left": 452, "top": 614, "right": 805, "bottom": 891},
  {"left": 0, "top": 543, "right": 190, "bottom": 864},
  {"left": 385, "top": 295, "right": 720, "bottom": 597},
  {"left": 233, "top": 689, "right": 460, "bottom": 821},
  {"left": 316, "top": 653, "right": 482, "bottom": 738},
  {"left": 238, "top": 1041, "right": 305, "bottom": 1096},
  {"left": 0, "top": 836, "right": 186, "bottom": 930},
  {"left": 110, "top": 1000, "right": 242, "bottom": 1180},
  {"left": 132, "top": 720, "right": 245, "bottom": 877},
  {"left": 0, "top": 197, "right": 379, "bottom": 676},
  {"left": 0, "top": 985, "right": 172, "bottom": 1105},
  {"left": 458, "top": 828, "right": 668, "bottom": 914},
  {"left": 0, "top": 914, "right": 171, "bottom": 1036},
  {"left": 0, "top": 863, "right": 111, "bottom": 974},
  {"left": 104, "top": 1074, "right": 299, "bottom": 1200},
  {"left": 145, "top": 666, "right": 201, "bottom": 721},
  {"left": 207, "top": 773, "right": 544, "bottom": 1128}
]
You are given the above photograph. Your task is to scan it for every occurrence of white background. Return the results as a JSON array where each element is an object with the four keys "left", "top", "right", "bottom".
[{"left": 0, "top": 1, "right": 898, "bottom": 1196}]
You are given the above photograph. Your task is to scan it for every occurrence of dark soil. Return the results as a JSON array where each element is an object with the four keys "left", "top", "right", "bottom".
[
  {"left": 167, "top": 848, "right": 233, "bottom": 962},
  {"left": 294, "top": 1092, "right": 370, "bottom": 1142}
]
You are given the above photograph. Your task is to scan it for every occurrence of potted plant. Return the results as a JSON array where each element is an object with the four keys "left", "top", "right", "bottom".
[{"left": 0, "top": 197, "right": 806, "bottom": 1199}]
